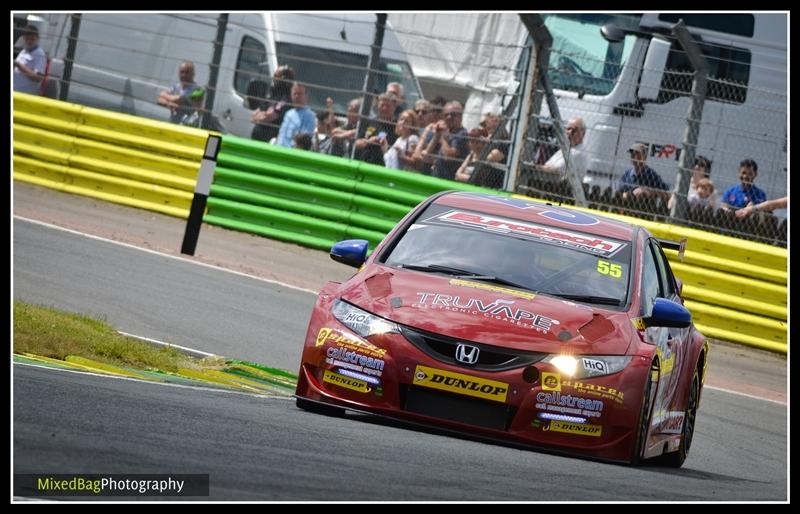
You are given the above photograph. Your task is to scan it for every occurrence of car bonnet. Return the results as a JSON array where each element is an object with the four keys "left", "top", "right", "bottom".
[{"left": 339, "top": 265, "right": 633, "bottom": 355}]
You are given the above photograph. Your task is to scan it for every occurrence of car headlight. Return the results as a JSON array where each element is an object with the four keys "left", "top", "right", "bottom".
[
  {"left": 332, "top": 299, "right": 399, "bottom": 338},
  {"left": 542, "top": 354, "right": 631, "bottom": 379}
]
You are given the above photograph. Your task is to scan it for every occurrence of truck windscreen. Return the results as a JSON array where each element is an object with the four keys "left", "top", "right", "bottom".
[{"left": 543, "top": 14, "right": 641, "bottom": 97}]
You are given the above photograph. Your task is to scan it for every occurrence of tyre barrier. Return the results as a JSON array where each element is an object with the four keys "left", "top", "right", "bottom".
[
  {"left": 13, "top": 92, "right": 208, "bottom": 218},
  {"left": 205, "top": 135, "right": 509, "bottom": 250}
]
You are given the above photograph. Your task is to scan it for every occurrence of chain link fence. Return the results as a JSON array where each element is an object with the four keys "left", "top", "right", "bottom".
[
  {"left": 14, "top": 12, "right": 786, "bottom": 246},
  {"left": 514, "top": 13, "right": 787, "bottom": 247}
]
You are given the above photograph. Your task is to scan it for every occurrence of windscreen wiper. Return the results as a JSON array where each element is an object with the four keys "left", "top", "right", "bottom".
[
  {"left": 398, "top": 264, "right": 533, "bottom": 292},
  {"left": 397, "top": 263, "right": 487, "bottom": 276},
  {"left": 542, "top": 293, "right": 622, "bottom": 306},
  {"left": 456, "top": 274, "right": 533, "bottom": 292}
]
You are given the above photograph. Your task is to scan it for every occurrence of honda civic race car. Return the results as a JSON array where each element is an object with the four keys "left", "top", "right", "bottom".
[{"left": 295, "top": 191, "right": 708, "bottom": 466}]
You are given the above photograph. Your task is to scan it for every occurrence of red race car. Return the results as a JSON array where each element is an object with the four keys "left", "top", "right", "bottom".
[{"left": 295, "top": 191, "right": 708, "bottom": 466}]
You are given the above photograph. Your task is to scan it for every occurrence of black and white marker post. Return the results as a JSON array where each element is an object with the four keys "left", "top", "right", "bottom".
[{"left": 181, "top": 134, "right": 221, "bottom": 256}]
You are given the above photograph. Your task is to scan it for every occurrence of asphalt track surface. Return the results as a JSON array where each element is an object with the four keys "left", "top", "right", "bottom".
[
  {"left": 13, "top": 219, "right": 314, "bottom": 370},
  {"left": 13, "top": 218, "right": 788, "bottom": 501}
]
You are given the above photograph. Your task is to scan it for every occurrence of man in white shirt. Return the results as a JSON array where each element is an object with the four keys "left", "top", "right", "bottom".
[
  {"left": 539, "top": 116, "right": 588, "bottom": 180},
  {"left": 14, "top": 25, "right": 47, "bottom": 95}
]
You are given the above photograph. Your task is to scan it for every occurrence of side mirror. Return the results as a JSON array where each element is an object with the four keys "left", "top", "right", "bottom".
[
  {"left": 638, "top": 37, "right": 671, "bottom": 101},
  {"left": 330, "top": 239, "right": 368, "bottom": 268},
  {"left": 600, "top": 23, "right": 627, "bottom": 43},
  {"left": 644, "top": 297, "right": 691, "bottom": 328}
]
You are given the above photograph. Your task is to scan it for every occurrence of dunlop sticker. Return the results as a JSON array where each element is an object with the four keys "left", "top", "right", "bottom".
[
  {"left": 323, "top": 369, "right": 371, "bottom": 393},
  {"left": 413, "top": 365, "right": 508, "bottom": 402},
  {"left": 547, "top": 420, "right": 602, "bottom": 437}
]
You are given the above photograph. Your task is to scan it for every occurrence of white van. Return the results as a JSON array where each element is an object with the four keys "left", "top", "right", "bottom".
[
  {"left": 535, "top": 13, "right": 787, "bottom": 206},
  {"left": 20, "top": 13, "right": 422, "bottom": 138}
]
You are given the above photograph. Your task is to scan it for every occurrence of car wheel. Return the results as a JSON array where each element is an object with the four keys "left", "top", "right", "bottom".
[
  {"left": 661, "top": 367, "right": 700, "bottom": 468},
  {"left": 630, "top": 363, "right": 657, "bottom": 465},
  {"left": 295, "top": 397, "right": 346, "bottom": 417}
]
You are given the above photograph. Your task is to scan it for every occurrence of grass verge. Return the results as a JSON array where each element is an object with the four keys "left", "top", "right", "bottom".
[{"left": 13, "top": 300, "right": 218, "bottom": 373}]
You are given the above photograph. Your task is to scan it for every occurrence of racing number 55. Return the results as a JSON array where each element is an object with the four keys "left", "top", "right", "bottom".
[{"left": 597, "top": 260, "right": 622, "bottom": 278}]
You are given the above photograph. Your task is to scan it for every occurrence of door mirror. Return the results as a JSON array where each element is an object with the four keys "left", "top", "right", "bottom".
[
  {"left": 645, "top": 297, "right": 691, "bottom": 328},
  {"left": 600, "top": 23, "right": 627, "bottom": 43},
  {"left": 638, "top": 37, "right": 671, "bottom": 101},
  {"left": 330, "top": 239, "right": 368, "bottom": 268}
]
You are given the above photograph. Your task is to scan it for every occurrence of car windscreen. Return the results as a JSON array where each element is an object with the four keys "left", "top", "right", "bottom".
[{"left": 383, "top": 204, "right": 632, "bottom": 306}]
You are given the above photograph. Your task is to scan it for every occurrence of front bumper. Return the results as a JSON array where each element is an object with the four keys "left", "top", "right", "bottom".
[{"left": 295, "top": 317, "right": 650, "bottom": 463}]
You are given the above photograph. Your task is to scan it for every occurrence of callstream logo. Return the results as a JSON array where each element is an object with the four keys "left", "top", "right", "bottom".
[
  {"left": 413, "top": 365, "right": 508, "bottom": 402},
  {"left": 14, "top": 474, "right": 209, "bottom": 497}
]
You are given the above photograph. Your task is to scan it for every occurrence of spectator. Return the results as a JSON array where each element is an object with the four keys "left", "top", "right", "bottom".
[
  {"left": 314, "top": 97, "right": 339, "bottom": 154},
  {"left": 455, "top": 127, "right": 505, "bottom": 188},
  {"left": 413, "top": 100, "right": 433, "bottom": 130},
  {"left": 383, "top": 109, "right": 419, "bottom": 171},
  {"left": 386, "top": 82, "right": 407, "bottom": 119},
  {"left": 250, "top": 64, "right": 295, "bottom": 144},
  {"left": 178, "top": 87, "right": 204, "bottom": 128},
  {"left": 668, "top": 155, "right": 713, "bottom": 210},
  {"left": 353, "top": 93, "right": 397, "bottom": 166},
  {"left": 538, "top": 116, "right": 588, "bottom": 180},
  {"left": 330, "top": 98, "right": 361, "bottom": 158},
  {"left": 175, "top": 88, "right": 225, "bottom": 132},
  {"left": 276, "top": 83, "right": 317, "bottom": 148},
  {"left": 480, "top": 111, "right": 510, "bottom": 164},
  {"left": 691, "top": 178, "right": 716, "bottom": 210},
  {"left": 157, "top": 60, "right": 201, "bottom": 123},
  {"left": 720, "top": 158, "right": 767, "bottom": 211},
  {"left": 13, "top": 25, "right": 47, "bottom": 95},
  {"left": 411, "top": 96, "right": 448, "bottom": 174},
  {"left": 429, "top": 96, "right": 446, "bottom": 123},
  {"left": 293, "top": 132, "right": 313, "bottom": 151},
  {"left": 735, "top": 196, "right": 787, "bottom": 218},
  {"left": 616, "top": 143, "right": 670, "bottom": 204},
  {"left": 422, "top": 101, "right": 470, "bottom": 180}
]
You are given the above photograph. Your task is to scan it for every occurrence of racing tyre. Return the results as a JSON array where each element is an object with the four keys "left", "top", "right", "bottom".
[
  {"left": 295, "top": 397, "right": 346, "bottom": 417},
  {"left": 630, "top": 363, "right": 657, "bottom": 466},
  {"left": 661, "top": 367, "right": 700, "bottom": 468}
]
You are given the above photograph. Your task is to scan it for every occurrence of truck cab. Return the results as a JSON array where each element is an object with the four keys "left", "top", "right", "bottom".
[{"left": 536, "top": 13, "right": 787, "bottom": 207}]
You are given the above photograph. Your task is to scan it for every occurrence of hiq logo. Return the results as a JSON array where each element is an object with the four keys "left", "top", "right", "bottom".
[{"left": 582, "top": 358, "right": 607, "bottom": 374}]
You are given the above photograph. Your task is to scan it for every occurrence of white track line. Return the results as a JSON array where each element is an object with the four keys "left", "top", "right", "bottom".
[
  {"left": 13, "top": 216, "right": 318, "bottom": 295},
  {"left": 14, "top": 361, "right": 294, "bottom": 400},
  {"left": 705, "top": 385, "right": 787, "bottom": 406},
  {"left": 117, "top": 330, "right": 218, "bottom": 358}
]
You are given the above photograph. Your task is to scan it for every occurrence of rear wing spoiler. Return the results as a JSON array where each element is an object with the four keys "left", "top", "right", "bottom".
[{"left": 658, "top": 237, "right": 688, "bottom": 262}]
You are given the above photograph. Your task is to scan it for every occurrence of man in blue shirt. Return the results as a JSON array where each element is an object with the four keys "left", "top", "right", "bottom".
[
  {"left": 720, "top": 158, "right": 767, "bottom": 212},
  {"left": 277, "top": 83, "right": 317, "bottom": 148},
  {"left": 617, "top": 143, "right": 670, "bottom": 205}
]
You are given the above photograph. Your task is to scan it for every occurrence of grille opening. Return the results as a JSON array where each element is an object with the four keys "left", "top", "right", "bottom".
[
  {"left": 401, "top": 326, "right": 546, "bottom": 371},
  {"left": 402, "top": 385, "right": 517, "bottom": 431}
]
